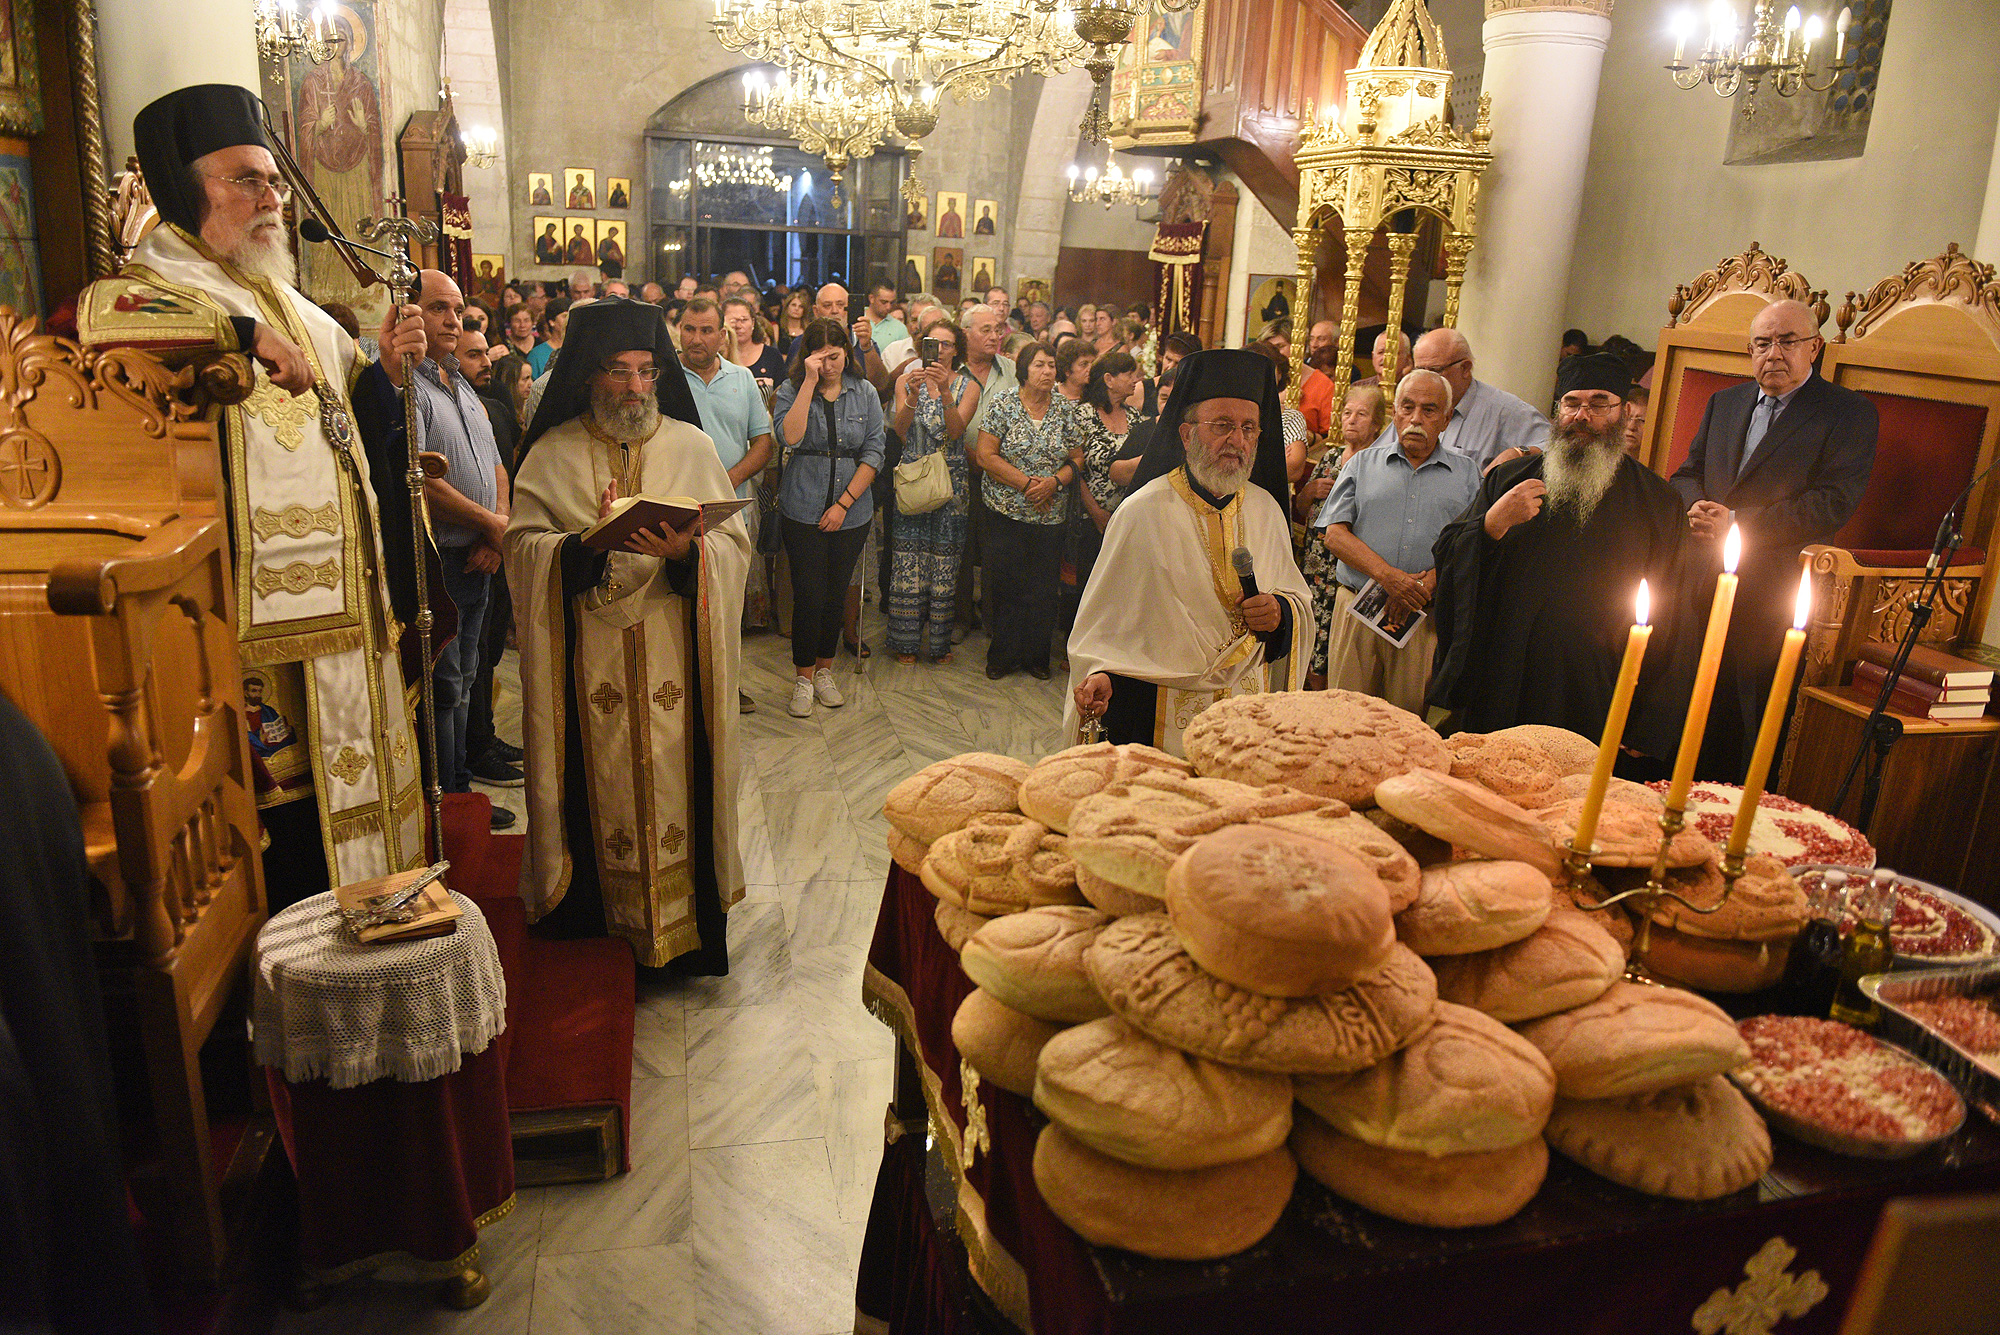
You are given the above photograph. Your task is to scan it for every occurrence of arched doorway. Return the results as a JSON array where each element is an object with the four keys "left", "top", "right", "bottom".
[{"left": 646, "top": 68, "right": 906, "bottom": 295}]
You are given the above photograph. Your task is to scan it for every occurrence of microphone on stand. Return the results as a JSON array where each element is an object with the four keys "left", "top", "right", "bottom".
[
  {"left": 298, "top": 217, "right": 401, "bottom": 266},
  {"left": 1231, "top": 546, "right": 1259, "bottom": 601}
]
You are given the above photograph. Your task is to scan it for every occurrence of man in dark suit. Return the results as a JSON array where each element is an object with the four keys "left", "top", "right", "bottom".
[{"left": 1672, "top": 298, "right": 1877, "bottom": 780}]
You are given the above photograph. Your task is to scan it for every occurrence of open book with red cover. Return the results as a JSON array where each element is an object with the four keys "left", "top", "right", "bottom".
[{"left": 581, "top": 494, "right": 754, "bottom": 552}]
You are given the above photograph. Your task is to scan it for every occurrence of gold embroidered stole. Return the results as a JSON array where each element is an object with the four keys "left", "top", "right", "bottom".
[{"left": 1149, "top": 469, "right": 1277, "bottom": 751}]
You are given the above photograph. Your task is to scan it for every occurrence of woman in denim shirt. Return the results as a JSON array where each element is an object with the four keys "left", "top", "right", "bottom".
[
  {"left": 773, "top": 319, "right": 886, "bottom": 717},
  {"left": 886, "top": 319, "right": 969, "bottom": 664}
]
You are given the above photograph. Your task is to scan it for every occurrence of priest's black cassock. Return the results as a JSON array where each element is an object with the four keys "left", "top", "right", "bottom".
[{"left": 1427, "top": 362, "right": 1694, "bottom": 764}]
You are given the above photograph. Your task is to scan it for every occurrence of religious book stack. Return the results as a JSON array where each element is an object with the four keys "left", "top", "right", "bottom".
[{"left": 1847, "top": 642, "right": 1995, "bottom": 721}]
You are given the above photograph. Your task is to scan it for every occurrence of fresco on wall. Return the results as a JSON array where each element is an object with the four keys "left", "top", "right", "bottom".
[
  {"left": 1724, "top": 0, "right": 1889, "bottom": 165},
  {"left": 1107, "top": 0, "right": 1204, "bottom": 147},
  {"left": 0, "top": 151, "right": 41, "bottom": 318},
  {"left": 291, "top": 2, "right": 388, "bottom": 324}
]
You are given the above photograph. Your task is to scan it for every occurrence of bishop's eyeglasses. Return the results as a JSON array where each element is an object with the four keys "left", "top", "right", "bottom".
[
  {"left": 599, "top": 365, "right": 663, "bottom": 384},
  {"left": 204, "top": 172, "right": 292, "bottom": 204}
]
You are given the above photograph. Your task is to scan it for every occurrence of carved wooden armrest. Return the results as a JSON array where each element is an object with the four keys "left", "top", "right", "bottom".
[{"left": 46, "top": 517, "right": 225, "bottom": 615}]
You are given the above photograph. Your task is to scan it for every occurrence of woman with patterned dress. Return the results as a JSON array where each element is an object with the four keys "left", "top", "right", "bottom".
[
  {"left": 972, "top": 344, "right": 1078, "bottom": 679},
  {"left": 1300, "top": 382, "right": 1387, "bottom": 688},
  {"left": 1060, "top": 351, "right": 1146, "bottom": 643},
  {"left": 885, "top": 322, "right": 970, "bottom": 663}
]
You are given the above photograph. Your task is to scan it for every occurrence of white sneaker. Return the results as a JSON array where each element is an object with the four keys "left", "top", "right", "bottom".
[
  {"left": 788, "top": 677, "right": 814, "bottom": 717},
  {"left": 812, "top": 667, "right": 845, "bottom": 708}
]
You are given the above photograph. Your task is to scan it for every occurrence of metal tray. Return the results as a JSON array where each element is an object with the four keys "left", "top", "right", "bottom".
[
  {"left": 1794, "top": 864, "right": 2000, "bottom": 970},
  {"left": 1864, "top": 962, "right": 2000, "bottom": 1126}
]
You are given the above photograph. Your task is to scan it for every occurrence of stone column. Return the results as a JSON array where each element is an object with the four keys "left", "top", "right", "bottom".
[
  {"left": 1455, "top": 0, "right": 1612, "bottom": 405},
  {"left": 100, "top": 0, "right": 262, "bottom": 168},
  {"left": 1009, "top": 70, "right": 1099, "bottom": 297}
]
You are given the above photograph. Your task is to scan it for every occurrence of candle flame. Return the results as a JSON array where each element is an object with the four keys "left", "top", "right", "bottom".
[
  {"left": 1723, "top": 524, "right": 1741, "bottom": 574},
  {"left": 1636, "top": 579, "right": 1651, "bottom": 626},
  {"left": 1794, "top": 566, "right": 1813, "bottom": 629}
]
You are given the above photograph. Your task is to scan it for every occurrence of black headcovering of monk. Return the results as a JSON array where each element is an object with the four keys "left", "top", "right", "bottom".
[
  {"left": 1128, "top": 347, "right": 1291, "bottom": 515},
  {"left": 134, "top": 84, "right": 271, "bottom": 235},
  {"left": 520, "top": 298, "right": 702, "bottom": 455},
  {"left": 1553, "top": 351, "right": 1633, "bottom": 401}
]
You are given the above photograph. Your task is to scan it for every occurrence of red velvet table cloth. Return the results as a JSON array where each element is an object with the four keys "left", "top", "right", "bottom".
[
  {"left": 857, "top": 865, "right": 2000, "bottom": 1335},
  {"left": 265, "top": 897, "right": 522, "bottom": 1282}
]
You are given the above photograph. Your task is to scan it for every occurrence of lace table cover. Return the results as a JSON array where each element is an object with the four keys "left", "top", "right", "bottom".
[{"left": 253, "top": 890, "right": 507, "bottom": 1089}]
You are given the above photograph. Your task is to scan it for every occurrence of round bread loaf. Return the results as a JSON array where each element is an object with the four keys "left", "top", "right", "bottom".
[
  {"left": 1544, "top": 1075, "right": 1771, "bottom": 1200},
  {"left": 1374, "top": 768, "right": 1560, "bottom": 878},
  {"left": 1429, "top": 907, "right": 1625, "bottom": 1023},
  {"left": 1445, "top": 733, "right": 1563, "bottom": 810},
  {"left": 920, "top": 814, "right": 1086, "bottom": 916},
  {"left": 1362, "top": 807, "right": 1453, "bottom": 868},
  {"left": 952, "top": 988, "right": 1065, "bottom": 1097},
  {"left": 1067, "top": 771, "right": 1329, "bottom": 901},
  {"left": 1259, "top": 807, "right": 1422, "bottom": 912},
  {"left": 1552, "top": 879, "right": 1635, "bottom": 958},
  {"left": 1294, "top": 1002, "right": 1555, "bottom": 1154},
  {"left": 1019, "top": 743, "right": 1193, "bottom": 832},
  {"left": 960, "top": 906, "right": 1113, "bottom": 1023},
  {"left": 1290, "top": 1107, "right": 1547, "bottom": 1228},
  {"left": 1630, "top": 855, "right": 1808, "bottom": 992},
  {"left": 1515, "top": 980, "right": 1750, "bottom": 1099},
  {"left": 1032, "top": 1123, "right": 1296, "bottom": 1260},
  {"left": 1164, "top": 825, "right": 1395, "bottom": 996},
  {"left": 1182, "top": 690, "right": 1451, "bottom": 807},
  {"left": 890, "top": 828, "right": 930, "bottom": 877},
  {"left": 1550, "top": 771, "right": 1662, "bottom": 811},
  {"left": 1083, "top": 913, "right": 1437, "bottom": 1075},
  {"left": 1394, "top": 860, "right": 1553, "bottom": 955},
  {"left": 1033, "top": 1016, "right": 1294, "bottom": 1170},
  {"left": 1536, "top": 797, "right": 1712, "bottom": 868},
  {"left": 884, "top": 752, "right": 1030, "bottom": 845},
  {"left": 934, "top": 901, "right": 990, "bottom": 952},
  {"left": 1489, "top": 724, "right": 1599, "bottom": 777},
  {"left": 1076, "top": 865, "right": 1163, "bottom": 917}
]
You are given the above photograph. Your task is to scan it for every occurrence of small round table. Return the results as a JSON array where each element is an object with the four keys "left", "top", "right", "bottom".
[{"left": 253, "top": 889, "right": 513, "bottom": 1307}]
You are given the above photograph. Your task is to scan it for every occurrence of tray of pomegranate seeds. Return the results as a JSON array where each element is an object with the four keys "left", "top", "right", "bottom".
[
  {"left": 1867, "top": 962, "right": 2000, "bottom": 1126},
  {"left": 1731, "top": 1014, "right": 1967, "bottom": 1158},
  {"left": 1794, "top": 865, "right": 2000, "bottom": 968}
]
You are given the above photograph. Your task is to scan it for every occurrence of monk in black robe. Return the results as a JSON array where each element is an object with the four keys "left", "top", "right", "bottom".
[{"left": 1428, "top": 354, "right": 1692, "bottom": 766}]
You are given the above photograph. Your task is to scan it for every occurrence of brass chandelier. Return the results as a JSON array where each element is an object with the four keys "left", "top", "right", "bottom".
[
  {"left": 1065, "top": 157, "right": 1158, "bottom": 208},
  {"left": 253, "top": 0, "right": 345, "bottom": 65},
  {"left": 740, "top": 63, "right": 894, "bottom": 204},
  {"left": 1664, "top": 1, "right": 1855, "bottom": 114}
]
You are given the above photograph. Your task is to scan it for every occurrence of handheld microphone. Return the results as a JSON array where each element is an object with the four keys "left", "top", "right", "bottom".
[
  {"left": 298, "top": 217, "right": 400, "bottom": 265},
  {"left": 1231, "top": 546, "right": 1259, "bottom": 602}
]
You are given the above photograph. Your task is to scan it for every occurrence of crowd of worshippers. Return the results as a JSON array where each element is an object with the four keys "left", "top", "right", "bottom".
[{"left": 421, "top": 254, "right": 1875, "bottom": 791}]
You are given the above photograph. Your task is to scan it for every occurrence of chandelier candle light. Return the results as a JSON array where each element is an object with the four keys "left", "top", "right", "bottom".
[
  {"left": 1065, "top": 159, "right": 1157, "bottom": 208},
  {"left": 1665, "top": 0, "right": 1853, "bottom": 114},
  {"left": 254, "top": 0, "right": 345, "bottom": 65}
]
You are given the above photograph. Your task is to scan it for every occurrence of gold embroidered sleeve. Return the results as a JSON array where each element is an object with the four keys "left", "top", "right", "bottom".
[{"left": 78, "top": 273, "right": 240, "bottom": 356}]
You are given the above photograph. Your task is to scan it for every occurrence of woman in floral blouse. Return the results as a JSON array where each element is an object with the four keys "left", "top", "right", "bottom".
[
  {"left": 1300, "top": 382, "right": 1386, "bottom": 688},
  {"left": 885, "top": 321, "right": 969, "bottom": 663},
  {"left": 972, "top": 343, "right": 1077, "bottom": 680},
  {"left": 1060, "top": 350, "right": 1147, "bottom": 642}
]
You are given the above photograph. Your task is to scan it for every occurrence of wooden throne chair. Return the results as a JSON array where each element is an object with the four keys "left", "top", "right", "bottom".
[{"left": 0, "top": 309, "right": 266, "bottom": 1286}]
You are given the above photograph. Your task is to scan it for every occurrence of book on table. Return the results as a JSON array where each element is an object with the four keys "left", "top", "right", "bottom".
[
  {"left": 333, "top": 867, "right": 463, "bottom": 944},
  {"left": 581, "top": 494, "right": 754, "bottom": 552},
  {"left": 1855, "top": 640, "right": 1996, "bottom": 690}
]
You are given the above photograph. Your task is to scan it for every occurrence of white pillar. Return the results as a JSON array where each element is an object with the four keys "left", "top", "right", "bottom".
[
  {"left": 1009, "top": 70, "right": 1097, "bottom": 295},
  {"left": 1456, "top": 0, "right": 1611, "bottom": 406},
  {"left": 100, "top": 0, "right": 262, "bottom": 168},
  {"left": 445, "top": 0, "right": 510, "bottom": 261}
]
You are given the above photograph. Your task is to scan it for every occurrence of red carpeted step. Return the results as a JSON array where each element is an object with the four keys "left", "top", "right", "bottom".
[
  {"left": 504, "top": 935, "right": 636, "bottom": 1173},
  {"left": 439, "top": 791, "right": 493, "bottom": 890}
]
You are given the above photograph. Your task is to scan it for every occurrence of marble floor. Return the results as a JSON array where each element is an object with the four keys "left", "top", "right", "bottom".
[{"left": 275, "top": 600, "right": 1069, "bottom": 1335}]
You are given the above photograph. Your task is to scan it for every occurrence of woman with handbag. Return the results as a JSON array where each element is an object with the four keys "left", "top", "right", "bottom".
[
  {"left": 885, "top": 321, "right": 968, "bottom": 664},
  {"left": 773, "top": 319, "right": 886, "bottom": 717}
]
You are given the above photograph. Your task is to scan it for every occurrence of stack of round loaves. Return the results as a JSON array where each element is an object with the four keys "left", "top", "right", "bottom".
[{"left": 880, "top": 702, "right": 1777, "bottom": 1259}]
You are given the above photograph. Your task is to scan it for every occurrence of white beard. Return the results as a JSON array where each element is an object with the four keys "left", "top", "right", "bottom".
[
  {"left": 1541, "top": 424, "right": 1624, "bottom": 526},
  {"left": 1186, "top": 449, "right": 1249, "bottom": 499},
  {"left": 590, "top": 383, "right": 661, "bottom": 441},
  {"left": 226, "top": 213, "right": 298, "bottom": 289}
]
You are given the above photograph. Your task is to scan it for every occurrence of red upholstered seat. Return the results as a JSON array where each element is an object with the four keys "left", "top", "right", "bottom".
[{"left": 434, "top": 792, "right": 636, "bottom": 1173}]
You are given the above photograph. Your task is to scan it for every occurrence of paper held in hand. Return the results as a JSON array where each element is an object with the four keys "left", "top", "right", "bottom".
[
  {"left": 1346, "top": 577, "right": 1427, "bottom": 649},
  {"left": 582, "top": 494, "right": 755, "bottom": 552}
]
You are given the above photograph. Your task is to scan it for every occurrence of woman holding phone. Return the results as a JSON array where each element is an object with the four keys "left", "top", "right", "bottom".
[
  {"left": 886, "top": 321, "right": 969, "bottom": 663},
  {"left": 773, "top": 319, "right": 886, "bottom": 717}
]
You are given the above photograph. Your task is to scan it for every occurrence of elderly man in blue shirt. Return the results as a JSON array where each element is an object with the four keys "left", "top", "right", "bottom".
[
  {"left": 1316, "top": 368, "right": 1481, "bottom": 715},
  {"left": 679, "top": 296, "right": 775, "bottom": 712}
]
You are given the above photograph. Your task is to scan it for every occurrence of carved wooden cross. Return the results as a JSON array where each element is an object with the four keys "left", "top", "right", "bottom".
[{"left": 0, "top": 435, "right": 56, "bottom": 505}]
